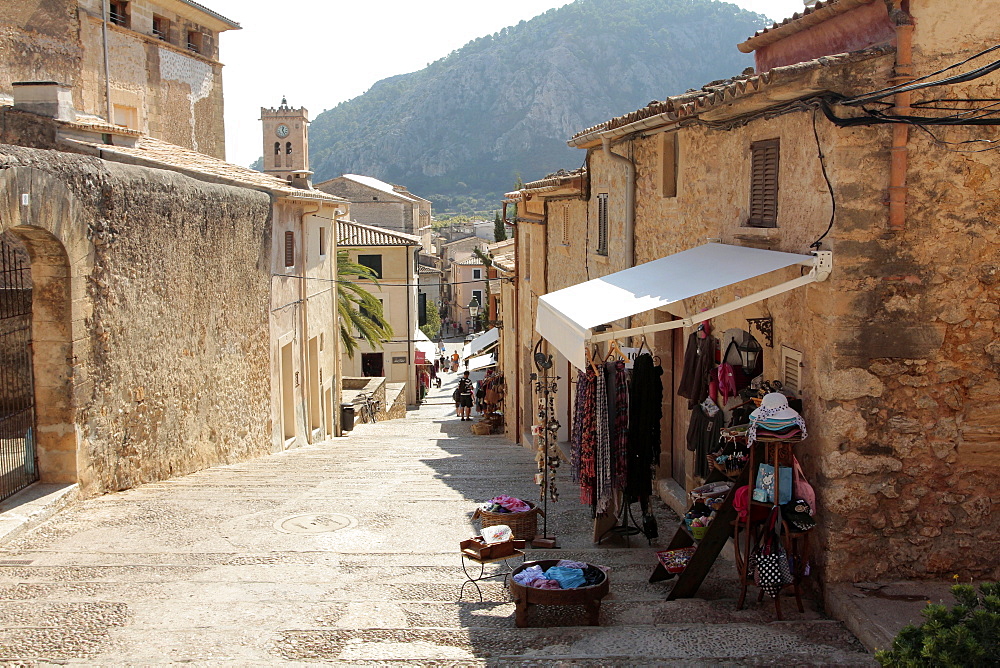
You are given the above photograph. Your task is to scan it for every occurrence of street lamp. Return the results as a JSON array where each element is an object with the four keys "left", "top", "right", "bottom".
[{"left": 468, "top": 297, "right": 481, "bottom": 333}]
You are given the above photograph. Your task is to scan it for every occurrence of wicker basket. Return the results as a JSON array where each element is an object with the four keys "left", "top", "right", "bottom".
[{"left": 473, "top": 500, "right": 543, "bottom": 540}]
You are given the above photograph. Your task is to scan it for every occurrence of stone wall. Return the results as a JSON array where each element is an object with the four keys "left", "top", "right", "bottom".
[
  {"left": 565, "top": 43, "right": 1000, "bottom": 582},
  {"left": 315, "top": 179, "right": 414, "bottom": 234},
  {"left": 0, "top": 145, "right": 273, "bottom": 496}
]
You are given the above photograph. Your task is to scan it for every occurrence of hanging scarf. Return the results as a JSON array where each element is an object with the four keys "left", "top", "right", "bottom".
[
  {"left": 594, "top": 367, "right": 612, "bottom": 514},
  {"left": 612, "top": 361, "right": 629, "bottom": 493}
]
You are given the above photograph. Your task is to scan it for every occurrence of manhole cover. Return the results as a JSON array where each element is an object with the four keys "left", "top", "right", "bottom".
[{"left": 274, "top": 513, "right": 356, "bottom": 534}]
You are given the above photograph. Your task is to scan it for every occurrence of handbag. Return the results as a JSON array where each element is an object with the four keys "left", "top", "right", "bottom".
[
  {"left": 754, "top": 463, "right": 792, "bottom": 505},
  {"left": 791, "top": 456, "right": 816, "bottom": 514},
  {"left": 749, "top": 507, "right": 794, "bottom": 598}
]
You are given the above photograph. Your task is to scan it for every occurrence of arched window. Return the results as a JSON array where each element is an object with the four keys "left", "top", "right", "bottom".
[
  {"left": 274, "top": 142, "right": 280, "bottom": 168},
  {"left": 286, "top": 141, "right": 292, "bottom": 155}
]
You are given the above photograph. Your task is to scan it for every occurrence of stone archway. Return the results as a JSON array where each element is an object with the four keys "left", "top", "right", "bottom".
[{"left": 1, "top": 167, "right": 90, "bottom": 489}]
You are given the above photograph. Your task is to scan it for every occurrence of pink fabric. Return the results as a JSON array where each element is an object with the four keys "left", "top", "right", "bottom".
[
  {"left": 716, "top": 363, "right": 737, "bottom": 405},
  {"left": 733, "top": 485, "right": 750, "bottom": 521},
  {"left": 493, "top": 495, "right": 530, "bottom": 513},
  {"left": 792, "top": 457, "right": 817, "bottom": 515},
  {"left": 525, "top": 578, "right": 562, "bottom": 589}
]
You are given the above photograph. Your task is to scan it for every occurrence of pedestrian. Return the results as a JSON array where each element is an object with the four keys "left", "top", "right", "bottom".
[
  {"left": 453, "top": 371, "right": 474, "bottom": 421},
  {"left": 451, "top": 351, "right": 460, "bottom": 373},
  {"left": 458, "top": 324, "right": 464, "bottom": 336}
]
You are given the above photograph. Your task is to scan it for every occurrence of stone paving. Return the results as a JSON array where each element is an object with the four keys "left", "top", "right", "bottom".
[{"left": 0, "top": 366, "right": 873, "bottom": 665}]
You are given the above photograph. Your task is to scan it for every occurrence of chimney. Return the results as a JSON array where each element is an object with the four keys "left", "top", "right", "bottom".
[{"left": 12, "top": 82, "right": 76, "bottom": 122}]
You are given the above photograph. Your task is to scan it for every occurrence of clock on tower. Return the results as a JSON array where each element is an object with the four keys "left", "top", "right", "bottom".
[{"left": 259, "top": 96, "right": 313, "bottom": 187}]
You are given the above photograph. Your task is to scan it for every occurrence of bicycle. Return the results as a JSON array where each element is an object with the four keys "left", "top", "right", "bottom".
[{"left": 357, "top": 393, "right": 379, "bottom": 423}]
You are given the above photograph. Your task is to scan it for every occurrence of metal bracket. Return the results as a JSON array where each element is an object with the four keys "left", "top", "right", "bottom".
[
  {"left": 746, "top": 317, "right": 774, "bottom": 348},
  {"left": 811, "top": 250, "right": 833, "bottom": 282}
]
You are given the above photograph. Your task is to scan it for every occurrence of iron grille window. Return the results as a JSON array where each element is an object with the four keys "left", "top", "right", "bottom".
[
  {"left": 284, "top": 231, "right": 294, "bottom": 267},
  {"left": 749, "top": 139, "right": 780, "bottom": 227},
  {"left": 152, "top": 15, "right": 168, "bottom": 40},
  {"left": 358, "top": 254, "right": 382, "bottom": 279},
  {"left": 596, "top": 193, "right": 609, "bottom": 256},
  {"left": 187, "top": 30, "right": 202, "bottom": 53},
  {"left": 109, "top": 1, "right": 128, "bottom": 26}
]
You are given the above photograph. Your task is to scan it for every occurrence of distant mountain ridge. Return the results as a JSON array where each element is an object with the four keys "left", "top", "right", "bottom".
[{"left": 306, "top": 0, "right": 768, "bottom": 214}]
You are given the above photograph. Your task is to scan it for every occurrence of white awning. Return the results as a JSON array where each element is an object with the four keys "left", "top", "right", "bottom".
[
  {"left": 461, "top": 327, "right": 500, "bottom": 360},
  {"left": 466, "top": 353, "right": 497, "bottom": 372},
  {"left": 414, "top": 329, "right": 437, "bottom": 358},
  {"left": 535, "top": 243, "right": 831, "bottom": 370}
]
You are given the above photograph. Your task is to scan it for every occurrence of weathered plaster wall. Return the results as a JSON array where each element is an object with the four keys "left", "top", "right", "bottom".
[
  {"left": 0, "top": 145, "right": 273, "bottom": 496},
  {"left": 0, "top": 0, "right": 82, "bottom": 100}
]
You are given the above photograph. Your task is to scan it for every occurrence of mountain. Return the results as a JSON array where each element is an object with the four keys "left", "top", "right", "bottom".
[{"left": 306, "top": 0, "right": 769, "bottom": 214}]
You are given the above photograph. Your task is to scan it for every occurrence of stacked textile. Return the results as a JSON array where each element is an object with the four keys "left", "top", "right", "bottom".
[
  {"left": 479, "top": 495, "right": 530, "bottom": 514},
  {"left": 748, "top": 393, "right": 807, "bottom": 444},
  {"left": 512, "top": 560, "right": 606, "bottom": 590}
]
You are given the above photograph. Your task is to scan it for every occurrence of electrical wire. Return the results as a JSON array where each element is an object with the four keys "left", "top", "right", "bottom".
[
  {"left": 809, "top": 108, "right": 836, "bottom": 250},
  {"left": 271, "top": 273, "right": 514, "bottom": 288}
]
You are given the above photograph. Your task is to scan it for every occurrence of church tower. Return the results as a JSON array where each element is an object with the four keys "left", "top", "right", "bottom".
[{"left": 260, "top": 97, "right": 312, "bottom": 188}]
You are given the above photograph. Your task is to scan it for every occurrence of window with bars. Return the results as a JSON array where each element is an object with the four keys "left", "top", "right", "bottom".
[
  {"left": 109, "top": 1, "right": 129, "bottom": 27},
  {"left": 749, "top": 139, "right": 779, "bottom": 227},
  {"left": 561, "top": 204, "right": 570, "bottom": 245},
  {"left": 596, "top": 193, "right": 609, "bottom": 256},
  {"left": 187, "top": 30, "right": 203, "bottom": 53},
  {"left": 152, "top": 14, "right": 169, "bottom": 40},
  {"left": 284, "top": 231, "right": 294, "bottom": 267}
]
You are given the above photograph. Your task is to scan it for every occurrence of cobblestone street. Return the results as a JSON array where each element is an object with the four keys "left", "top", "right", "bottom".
[{"left": 0, "top": 370, "right": 871, "bottom": 665}]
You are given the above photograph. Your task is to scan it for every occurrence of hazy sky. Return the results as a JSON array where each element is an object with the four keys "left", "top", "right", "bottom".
[{"left": 207, "top": 0, "right": 809, "bottom": 167}]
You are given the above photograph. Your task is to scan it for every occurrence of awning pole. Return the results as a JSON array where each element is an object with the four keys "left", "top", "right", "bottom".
[{"left": 589, "top": 271, "right": 819, "bottom": 344}]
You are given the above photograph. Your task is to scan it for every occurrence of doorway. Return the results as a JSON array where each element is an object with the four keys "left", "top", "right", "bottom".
[
  {"left": 361, "top": 352, "right": 384, "bottom": 377},
  {"left": 0, "top": 232, "right": 38, "bottom": 501}
]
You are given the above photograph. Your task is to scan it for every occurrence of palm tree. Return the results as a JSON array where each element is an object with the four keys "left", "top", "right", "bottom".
[{"left": 337, "top": 250, "right": 393, "bottom": 358}]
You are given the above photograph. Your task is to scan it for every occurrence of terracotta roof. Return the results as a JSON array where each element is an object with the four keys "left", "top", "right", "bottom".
[
  {"left": 567, "top": 46, "right": 891, "bottom": 148},
  {"left": 62, "top": 134, "right": 344, "bottom": 201},
  {"left": 505, "top": 168, "right": 587, "bottom": 200},
  {"left": 319, "top": 174, "right": 420, "bottom": 202},
  {"left": 337, "top": 220, "right": 421, "bottom": 247},
  {"left": 418, "top": 264, "right": 442, "bottom": 274},
  {"left": 486, "top": 238, "right": 514, "bottom": 252},
  {"left": 738, "top": 0, "right": 876, "bottom": 53},
  {"left": 454, "top": 255, "right": 485, "bottom": 266}
]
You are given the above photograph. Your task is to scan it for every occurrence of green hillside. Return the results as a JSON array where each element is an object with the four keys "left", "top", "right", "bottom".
[{"left": 307, "top": 0, "right": 768, "bottom": 214}]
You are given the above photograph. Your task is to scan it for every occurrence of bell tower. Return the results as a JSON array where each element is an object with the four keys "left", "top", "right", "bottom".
[{"left": 260, "top": 97, "right": 312, "bottom": 188}]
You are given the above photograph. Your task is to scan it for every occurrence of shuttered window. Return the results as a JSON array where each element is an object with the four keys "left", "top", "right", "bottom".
[
  {"left": 561, "top": 204, "right": 570, "bottom": 245},
  {"left": 284, "top": 231, "right": 294, "bottom": 267},
  {"left": 596, "top": 193, "right": 609, "bottom": 256},
  {"left": 781, "top": 345, "right": 803, "bottom": 395},
  {"left": 749, "top": 139, "right": 779, "bottom": 227}
]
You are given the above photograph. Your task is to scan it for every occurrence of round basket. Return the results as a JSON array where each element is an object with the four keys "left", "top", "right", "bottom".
[{"left": 473, "top": 500, "right": 543, "bottom": 541}]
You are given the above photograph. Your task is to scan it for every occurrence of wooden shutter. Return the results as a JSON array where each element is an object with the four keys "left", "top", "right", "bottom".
[
  {"left": 597, "top": 193, "right": 609, "bottom": 255},
  {"left": 781, "top": 345, "right": 803, "bottom": 395},
  {"left": 749, "top": 139, "right": 779, "bottom": 227},
  {"left": 284, "top": 231, "right": 294, "bottom": 267}
]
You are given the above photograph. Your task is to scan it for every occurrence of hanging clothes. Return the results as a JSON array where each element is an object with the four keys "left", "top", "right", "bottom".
[
  {"left": 687, "top": 404, "right": 725, "bottom": 478},
  {"left": 608, "top": 361, "right": 629, "bottom": 494},
  {"left": 594, "top": 369, "right": 612, "bottom": 514},
  {"left": 626, "top": 353, "right": 663, "bottom": 498},
  {"left": 571, "top": 367, "right": 597, "bottom": 505},
  {"left": 677, "top": 332, "right": 718, "bottom": 409}
]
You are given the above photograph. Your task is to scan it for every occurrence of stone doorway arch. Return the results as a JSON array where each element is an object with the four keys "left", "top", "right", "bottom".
[{"left": 1, "top": 167, "right": 87, "bottom": 490}]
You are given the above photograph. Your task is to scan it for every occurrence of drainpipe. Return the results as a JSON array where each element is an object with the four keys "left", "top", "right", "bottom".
[
  {"left": 332, "top": 206, "right": 345, "bottom": 436},
  {"left": 888, "top": 4, "right": 914, "bottom": 231},
  {"left": 300, "top": 202, "right": 321, "bottom": 443},
  {"left": 601, "top": 137, "right": 635, "bottom": 267},
  {"left": 504, "top": 200, "right": 521, "bottom": 446},
  {"left": 101, "top": 1, "right": 112, "bottom": 121}
]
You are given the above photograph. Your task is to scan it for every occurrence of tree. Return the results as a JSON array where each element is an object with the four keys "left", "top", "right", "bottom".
[
  {"left": 420, "top": 296, "right": 442, "bottom": 340},
  {"left": 337, "top": 250, "right": 393, "bottom": 358},
  {"left": 493, "top": 210, "right": 507, "bottom": 241}
]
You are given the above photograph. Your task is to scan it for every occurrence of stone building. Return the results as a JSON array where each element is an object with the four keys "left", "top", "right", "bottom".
[
  {"left": 1, "top": 0, "right": 239, "bottom": 158},
  {"left": 450, "top": 256, "right": 489, "bottom": 334},
  {"left": 315, "top": 174, "right": 431, "bottom": 236},
  {"left": 507, "top": 0, "right": 1000, "bottom": 587},
  {"left": 0, "top": 78, "right": 346, "bottom": 500},
  {"left": 337, "top": 220, "right": 422, "bottom": 405}
]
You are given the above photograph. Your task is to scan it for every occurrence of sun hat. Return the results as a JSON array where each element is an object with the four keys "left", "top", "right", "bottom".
[{"left": 750, "top": 392, "right": 801, "bottom": 421}]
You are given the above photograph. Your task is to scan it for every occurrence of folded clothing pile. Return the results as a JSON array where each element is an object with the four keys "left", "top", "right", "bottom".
[
  {"left": 479, "top": 494, "right": 531, "bottom": 514},
  {"left": 748, "top": 393, "right": 807, "bottom": 444},
  {"left": 513, "top": 560, "right": 605, "bottom": 590}
]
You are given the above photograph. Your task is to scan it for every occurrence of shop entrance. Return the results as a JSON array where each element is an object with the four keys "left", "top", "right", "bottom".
[
  {"left": 0, "top": 232, "right": 38, "bottom": 501},
  {"left": 361, "top": 352, "right": 384, "bottom": 377}
]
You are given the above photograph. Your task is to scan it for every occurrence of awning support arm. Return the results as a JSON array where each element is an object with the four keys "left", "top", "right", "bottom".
[{"left": 589, "top": 252, "right": 830, "bottom": 344}]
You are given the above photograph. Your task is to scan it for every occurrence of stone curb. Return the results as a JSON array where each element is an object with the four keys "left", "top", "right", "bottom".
[{"left": 0, "top": 482, "right": 79, "bottom": 548}]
